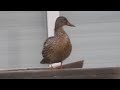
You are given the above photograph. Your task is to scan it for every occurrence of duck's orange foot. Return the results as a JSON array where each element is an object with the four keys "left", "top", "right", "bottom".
[
  {"left": 49, "top": 67, "right": 59, "bottom": 70},
  {"left": 49, "top": 67, "right": 53, "bottom": 70},
  {"left": 60, "top": 65, "right": 64, "bottom": 69},
  {"left": 54, "top": 65, "right": 64, "bottom": 69}
]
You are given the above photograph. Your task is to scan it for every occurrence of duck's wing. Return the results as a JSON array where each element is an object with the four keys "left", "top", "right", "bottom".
[{"left": 42, "top": 37, "right": 55, "bottom": 58}]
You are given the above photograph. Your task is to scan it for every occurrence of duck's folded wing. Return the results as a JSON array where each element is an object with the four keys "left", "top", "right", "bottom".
[{"left": 42, "top": 37, "right": 55, "bottom": 58}]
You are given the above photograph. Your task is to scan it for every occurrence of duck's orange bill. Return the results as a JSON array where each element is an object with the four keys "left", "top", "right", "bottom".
[{"left": 67, "top": 22, "right": 75, "bottom": 27}]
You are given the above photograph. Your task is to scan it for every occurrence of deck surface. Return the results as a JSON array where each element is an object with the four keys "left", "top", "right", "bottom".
[{"left": 0, "top": 60, "right": 119, "bottom": 79}]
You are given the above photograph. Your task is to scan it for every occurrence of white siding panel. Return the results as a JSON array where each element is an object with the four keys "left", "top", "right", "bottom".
[
  {"left": 0, "top": 11, "right": 47, "bottom": 70},
  {"left": 60, "top": 11, "right": 120, "bottom": 68}
]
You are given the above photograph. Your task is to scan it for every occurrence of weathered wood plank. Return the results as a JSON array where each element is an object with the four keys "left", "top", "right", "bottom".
[
  {"left": 0, "top": 66, "right": 120, "bottom": 79},
  {"left": 53, "top": 74, "right": 120, "bottom": 79}
]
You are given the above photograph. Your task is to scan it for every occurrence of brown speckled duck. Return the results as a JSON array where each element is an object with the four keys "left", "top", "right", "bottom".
[{"left": 40, "top": 16, "right": 75, "bottom": 69}]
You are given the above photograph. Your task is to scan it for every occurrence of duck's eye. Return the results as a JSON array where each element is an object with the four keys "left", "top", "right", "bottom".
[{"left": 60, "top": 20, "right": 65, "bottom": 23}]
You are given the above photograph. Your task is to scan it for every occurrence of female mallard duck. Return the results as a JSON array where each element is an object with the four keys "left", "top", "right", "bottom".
[{"left": 40, "top": 16, "right": 75, "bottom": 69}]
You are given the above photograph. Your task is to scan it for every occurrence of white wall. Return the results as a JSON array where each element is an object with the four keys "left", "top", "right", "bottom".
[
  {"left": 0, "top": 11, "right": 48, "bottom": 70},
  {"left": 60, "top": 11, "right": 120, "bottom": 68}
]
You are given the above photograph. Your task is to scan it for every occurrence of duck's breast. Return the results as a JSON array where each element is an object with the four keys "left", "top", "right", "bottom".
[{"left": 50, "top": 35, "right": 72, "bottom": 63}]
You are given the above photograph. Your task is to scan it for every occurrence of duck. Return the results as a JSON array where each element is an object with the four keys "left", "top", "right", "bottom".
[{"left": 40, "top": 16, "right": 75, "bottom": 69}]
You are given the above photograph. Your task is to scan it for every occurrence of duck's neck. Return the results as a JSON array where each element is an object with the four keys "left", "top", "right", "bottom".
[
  {"left": 55, "top": 21, "right": 63, "bottom": 30},
  {"left": 54, "top": 27, "right": 67, "bottom": 36}
]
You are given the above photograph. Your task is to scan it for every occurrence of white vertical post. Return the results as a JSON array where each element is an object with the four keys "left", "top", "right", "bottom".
[
  {"left": 47, "top": 11, "right": 61, "bottom": 67},
  {"left": 47, "top": 11, "right": 60, "bottom": 37}
]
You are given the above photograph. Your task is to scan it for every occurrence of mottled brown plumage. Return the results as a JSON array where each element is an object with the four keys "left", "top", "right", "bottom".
[{"left": 40, "top": 16, "right": 75, "bottom": 68}]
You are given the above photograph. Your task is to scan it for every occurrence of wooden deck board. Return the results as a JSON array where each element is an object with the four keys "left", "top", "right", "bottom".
[{"left": 0, "top": 60, "right": 120, "bottom": 79}]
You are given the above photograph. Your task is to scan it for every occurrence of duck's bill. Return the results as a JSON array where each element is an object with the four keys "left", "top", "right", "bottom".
[{"left": 67, "top": 22, "right": 75, "bottom": 27}]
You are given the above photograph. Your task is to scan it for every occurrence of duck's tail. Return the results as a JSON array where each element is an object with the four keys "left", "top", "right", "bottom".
[{"left": 40, "top": 58, "right": 49, "bottom": 64}]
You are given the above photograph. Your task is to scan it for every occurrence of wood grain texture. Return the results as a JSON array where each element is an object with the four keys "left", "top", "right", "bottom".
[{"left": 0, "top": 64, "right": 120, "bottom": 79}]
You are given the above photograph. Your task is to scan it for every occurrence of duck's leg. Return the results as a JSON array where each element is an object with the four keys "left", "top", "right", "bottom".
[
  {"left": 51, "top": 64, "right": 53, "bottom": 69},
  {"left": 60, "top": 62, "right": 63, "bottom": 69},
  {"left": 49, "top": 64, "right": 54, "bottom": 70},
  {"left": 48, "top": 64, "right": 53, "bottom": 70}
]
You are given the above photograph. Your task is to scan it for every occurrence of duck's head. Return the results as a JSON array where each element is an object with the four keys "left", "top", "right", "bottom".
[{"left": 55, "top": 16, "right": 75, "bottom": 29}]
